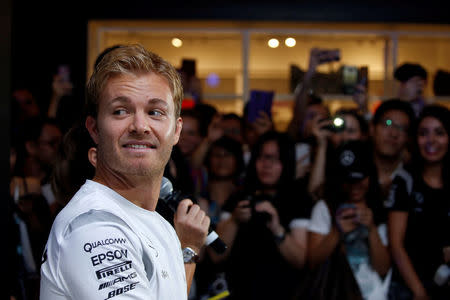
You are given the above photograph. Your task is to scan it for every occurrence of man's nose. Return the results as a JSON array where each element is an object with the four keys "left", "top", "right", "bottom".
[{"left": 130, "top": 112, "right": 150, "bottom": 134}]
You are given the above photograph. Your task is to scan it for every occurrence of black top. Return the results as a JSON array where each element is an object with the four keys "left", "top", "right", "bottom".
[
  {"left": 390, "top": 175, "right": 450, "bottom": 293},
  {"left": 222, "top": 180, "right": 313, "bottom": 300}
]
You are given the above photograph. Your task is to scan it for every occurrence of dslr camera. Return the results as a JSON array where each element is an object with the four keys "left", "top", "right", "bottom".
[{"left": 243, "top": 193, "right": 274, "bottom": 223}]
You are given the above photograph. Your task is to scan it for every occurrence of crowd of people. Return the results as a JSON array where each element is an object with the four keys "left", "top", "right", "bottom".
[{"left": 8, "top": 45, "right": 449, "bottom": 300}]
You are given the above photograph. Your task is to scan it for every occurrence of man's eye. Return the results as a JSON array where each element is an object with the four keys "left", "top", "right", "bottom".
[
  {"left": 149, "top": 110, "right": 163, "bottom": 116},
  {"left": 113, "top": 109, "right": 127, "bottom": 115}
]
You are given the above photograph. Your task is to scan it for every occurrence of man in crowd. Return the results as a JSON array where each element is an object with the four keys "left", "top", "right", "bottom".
[
  {"left": 394, "top": 63, "right": 428, "bottom": 117},
  {"left": 40, "top": 44, "right": 209, "bottom": 299},
  {"left": 370, "top": 99, "right": 416, "bottom": 212}
]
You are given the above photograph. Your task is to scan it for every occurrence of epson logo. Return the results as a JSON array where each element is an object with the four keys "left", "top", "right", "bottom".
[
  {"left": 98, "top": 272, "right": 137, "bottom": 290},
  {"left": 104, "top": 282, "right": 138, "bottom": 300},
  {"left": 91, "top": 249, "right": 128, "bottom": 266},
  {"left": 84, "top": 238, "right": 127, "bottom": 253},
  {"left": 96, "top": 261, "right": 133, "bottom": 279}
]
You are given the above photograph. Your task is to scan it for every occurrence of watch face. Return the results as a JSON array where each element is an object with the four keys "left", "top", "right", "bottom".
[{"left": 183, "top": 247, "right": 197, "bottom": 263}]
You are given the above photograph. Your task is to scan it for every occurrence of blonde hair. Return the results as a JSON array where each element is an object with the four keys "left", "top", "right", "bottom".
[{"left": 86, "top": 44, "right": 183, "bottom": 118}]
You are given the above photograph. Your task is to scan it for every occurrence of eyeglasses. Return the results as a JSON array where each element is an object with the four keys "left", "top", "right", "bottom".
[{"left": 380, "top": 118, "right": 408, "bottom": 133}]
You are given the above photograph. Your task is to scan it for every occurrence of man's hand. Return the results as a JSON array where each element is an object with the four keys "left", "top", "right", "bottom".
[
  {"left": 311, "top": 116, "right": 332, "bottom": 146},
  {"left": 174, "top": 199, "right": 210, "bottom": 253}
]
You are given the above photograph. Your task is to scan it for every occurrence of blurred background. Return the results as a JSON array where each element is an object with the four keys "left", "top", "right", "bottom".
[{"left": 10, "top": 0, "right": 450, "bottom": 131}]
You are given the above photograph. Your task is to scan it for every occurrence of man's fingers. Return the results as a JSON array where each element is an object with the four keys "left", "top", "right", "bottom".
[{"left": 177, "top": 199, "right": 194, "bottom": 215}]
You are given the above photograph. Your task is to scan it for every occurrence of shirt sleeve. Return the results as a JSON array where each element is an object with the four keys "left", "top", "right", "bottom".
[
  {"left": 308, "top": 200, "right": 332, "bottom": 235},
  {"left": 56, "top": 220, "right": 154, "bottom": 300}
]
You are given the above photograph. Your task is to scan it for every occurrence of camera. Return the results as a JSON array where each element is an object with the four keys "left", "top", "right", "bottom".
[
  {"left": 318, "top": 49, "right": 340, "bottom": 64},
  {"left": 243, "top": 194, "right": 274, "bottom": 223},
  {"left": 321, "top": 115, "right": 346, "bottom": 133}
]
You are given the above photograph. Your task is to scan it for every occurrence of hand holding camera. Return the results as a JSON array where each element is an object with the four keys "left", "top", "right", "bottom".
[
  {"left": 253, "top": 200, "right": 283, "bottom": 236},
  {"left": 232, "top": 200, "right": 252, "bottom": 224}
]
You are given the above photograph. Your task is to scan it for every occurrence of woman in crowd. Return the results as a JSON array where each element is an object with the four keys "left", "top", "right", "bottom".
[
  {"left": 307, "top": 140, "right": 391, "bottom": 300},
  {"left": 308, "top": 108, "right": 369, "bottom": 200},
  {"left": 388, "top": 105, "right": 450, "bottom": 300},
  {"left": 194, "top": 136, "right": 245, "bottom": 299},
  {"left": 213, "top": 131, "right": 311, "bottom": 300}
]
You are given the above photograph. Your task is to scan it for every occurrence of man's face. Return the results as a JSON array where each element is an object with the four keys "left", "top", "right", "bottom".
[
  {"left": 399, "top": 76, "right": 426, "bottom": 101},
  {"left": 37, "top": 123, "right": 62, "bottom": 166},
  {"left": 222, "top": 118, "right": 243, "bottom": 143},
  {"left": 86, "top": 73, "right": 182, "bottom": 178},
  {"left": 372, "top": 110, "right": 410, "bottom": 159},
  {"left": 178, "top": 116, "right": 202, "bottom": 156}
]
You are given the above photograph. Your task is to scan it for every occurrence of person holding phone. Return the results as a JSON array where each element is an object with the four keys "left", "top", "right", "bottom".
[{"left": 308, "top": 140, "right": 391, "bottom": 300}]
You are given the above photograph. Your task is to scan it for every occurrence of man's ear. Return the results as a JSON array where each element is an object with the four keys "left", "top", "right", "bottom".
[
  {"left": 25, "top": 140, "right": 38, "bottom": 156},
  {"left": 85, "top": 116, "right": 99, "bottom": 144},
  {"left": 172, "top": 117, "right": 183, "bottom": 145},
  {"left": 369, "top": 122, "right": 375, "bottom": 138},
  {"left": 88, "top": 147, "right": 97, "bottom": 168}
]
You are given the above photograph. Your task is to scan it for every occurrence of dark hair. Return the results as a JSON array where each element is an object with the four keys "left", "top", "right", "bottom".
[
  {"left": 51, "top": 121, "right": 96, "bottom": 206},
  {"left": 205, "top": 136, "right": 244, "bottom": 179},
  {"left": 335, "top": 108, "right": 369, "bottom": 135},
  {"left": 244, "top": 131, "right": 295, "bottom": 192},
  {"left": 180, "top": 108, "right": 203, "bottom": 136},
  {"left": 394, "top": 63, "right": 427, "bottom": 82},
  {"left": 372, "top": 98, "right": 416, "bottom": 135},
  {"left": 411, "top": 105, "right": 450, "bottom": 190},
  {"left": 222, "top": 113, "right": 243, "bottom": 122},
  {"left": 193, "top": 103, "right": 218, "bottom": 137}
]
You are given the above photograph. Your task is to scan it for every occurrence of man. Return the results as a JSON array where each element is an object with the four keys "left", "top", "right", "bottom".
[
  {"left": 40, "top": 44, "right": 210, "bottom": 299},
  {"left": 394, "top": 63, "right": 428, "bottom": 117},
  {"left": 370, "top": 99, "right": 416, "bottom": 211}
]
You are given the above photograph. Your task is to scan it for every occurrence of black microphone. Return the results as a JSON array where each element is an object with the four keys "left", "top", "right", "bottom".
[{"left": 159, "top": 177, "right": 227, "bottom": 254}]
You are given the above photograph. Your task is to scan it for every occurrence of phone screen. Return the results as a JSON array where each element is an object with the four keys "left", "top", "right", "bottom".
[{"left": 246, "top": 90, "right": 274, "bottom": 123}]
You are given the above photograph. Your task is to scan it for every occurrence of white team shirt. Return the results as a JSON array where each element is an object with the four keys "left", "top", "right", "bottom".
[{"left": 40, "top": 180, "right": 187, "bottom": 300}]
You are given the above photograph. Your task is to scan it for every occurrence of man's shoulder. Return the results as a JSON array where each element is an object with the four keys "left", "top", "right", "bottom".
[{"left": 51, "top": 181, "right": 125, "bottom": 241}]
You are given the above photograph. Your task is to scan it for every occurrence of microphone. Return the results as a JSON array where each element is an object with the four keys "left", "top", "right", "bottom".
[{"left": 159, "top": 177, "right": 227, "bottom": 254}]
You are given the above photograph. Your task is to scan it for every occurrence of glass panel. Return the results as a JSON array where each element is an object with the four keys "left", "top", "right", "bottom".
[
  {"left": 397, "top": 35, "right": 450, "bottom": 98},
  {"left": 102, "top": 30, "right": 243, "bottom": 109},
  {"left": 249, "top": 33, "right": 386, "bottom": 130}
]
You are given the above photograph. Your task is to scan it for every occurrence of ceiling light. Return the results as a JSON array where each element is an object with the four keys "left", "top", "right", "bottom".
[
  {"left": 268, "top": 38, "right": 279, "bottom": 48},
  {"left": 172, "top": 38, "right": 183, "bottom": 48},
  {"left": 285, "top": 37, "right": 296, "bottom": 47}
]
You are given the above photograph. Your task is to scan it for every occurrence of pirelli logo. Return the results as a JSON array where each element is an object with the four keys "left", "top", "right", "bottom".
[{"left": 96, "top": 261, "right": 133, "bottom": 279}]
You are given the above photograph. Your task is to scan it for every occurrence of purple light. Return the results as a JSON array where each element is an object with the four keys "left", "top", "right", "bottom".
[{"left": 206, "top": 73, "right": 220, "bottom": 87}]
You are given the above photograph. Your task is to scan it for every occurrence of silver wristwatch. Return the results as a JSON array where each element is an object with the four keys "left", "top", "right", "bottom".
[{"left": 182, "top": 247, "right": 199, "bottom": 263}]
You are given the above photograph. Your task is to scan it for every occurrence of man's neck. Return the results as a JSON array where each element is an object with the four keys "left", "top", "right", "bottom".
[
  {"left": 93, "top": 171, "right": 162, "bottom": 211},
  {"left": 374, "top": 153, "right": 402, "bottom": 181}
]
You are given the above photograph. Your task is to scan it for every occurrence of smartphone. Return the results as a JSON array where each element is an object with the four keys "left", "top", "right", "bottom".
[
  {"left": 336, "top": 203, "right": 357, "bottom": 219},
  {"left": 57, "top": 64, "right": 71, "bottom": 82},
  {"left": 246, "top": 90, "right": 274, "bottom": 123}
]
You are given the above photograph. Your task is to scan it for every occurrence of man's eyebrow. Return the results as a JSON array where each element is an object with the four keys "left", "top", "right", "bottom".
[
  {"left": 110, "top": 96, "right": 130, "bottom": 105},
  {"left": 148, "top": 98, "right": 169, "bottom": 108}
]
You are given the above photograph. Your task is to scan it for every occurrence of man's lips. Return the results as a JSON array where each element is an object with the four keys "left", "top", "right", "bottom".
[{"left": 122, "top": 141, "right": 157, "bottom": 149}]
